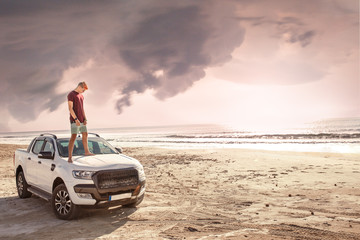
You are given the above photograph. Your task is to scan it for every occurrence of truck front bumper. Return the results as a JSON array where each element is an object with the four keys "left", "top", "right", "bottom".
[{"left": 73, "top": 180, "right": 145, "bottom": 206}]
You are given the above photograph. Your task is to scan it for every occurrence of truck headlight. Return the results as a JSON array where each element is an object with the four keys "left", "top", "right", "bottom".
[
  {"left": 72, "top": 170, "right": 95, "bottom": 180},
  {"left": 136, "top": 166, "right": 146, "bottom": 181}
]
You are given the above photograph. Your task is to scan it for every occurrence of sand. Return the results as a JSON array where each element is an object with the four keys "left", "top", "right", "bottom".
[{"left": 0, "top": 144, "right": 359, "bottom": 239}]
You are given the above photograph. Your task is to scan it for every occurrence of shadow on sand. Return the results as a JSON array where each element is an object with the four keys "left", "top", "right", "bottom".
[{"left": 0, "top": 195, "right": 138, "bottom": 240}]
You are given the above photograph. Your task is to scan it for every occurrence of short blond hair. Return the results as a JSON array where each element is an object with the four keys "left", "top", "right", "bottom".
[{"left": 78, "top": 82, "right": 88, "bottom": 90}]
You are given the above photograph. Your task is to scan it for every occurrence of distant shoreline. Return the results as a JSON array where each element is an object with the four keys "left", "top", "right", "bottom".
[{"left": 1, "top": 120, "right": 359, "bottom": 153}]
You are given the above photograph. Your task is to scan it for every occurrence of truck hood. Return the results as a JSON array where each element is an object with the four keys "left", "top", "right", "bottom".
[{"left": 70, "top": 154, "right": 140, "bottom": 169}]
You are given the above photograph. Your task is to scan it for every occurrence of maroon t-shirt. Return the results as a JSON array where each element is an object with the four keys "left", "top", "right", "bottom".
[{"left": 67, "top": 90, "right": 85, "bottom": 123}]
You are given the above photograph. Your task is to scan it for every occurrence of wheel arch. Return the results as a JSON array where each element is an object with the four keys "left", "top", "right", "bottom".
[
  {"left": 52, "top": 177, "right": 65, "bottom": 192},
  {"left": 16, "top": 165, "right": 23, "bottom": 177}
]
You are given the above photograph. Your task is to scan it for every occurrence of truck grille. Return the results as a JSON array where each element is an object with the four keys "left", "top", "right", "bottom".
[{"left": 93, "top": 168, "right": 139, "bottom": 190}]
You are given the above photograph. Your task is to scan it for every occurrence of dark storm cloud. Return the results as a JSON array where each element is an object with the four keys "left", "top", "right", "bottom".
[
  {"left": 3, "top": 0, "right": 353, "bottom": 129},
  {"left": 0, "top": 0, "right": 245, "bottom": 121},
  {"left": 0, "top": 0, "right": 101, "bottom": 123},
  {"left": 115, "top": 5, "right": 221, "bottom": 112},
  {"left": 113, "top": 2, "right": 246, "bottom": 113}
]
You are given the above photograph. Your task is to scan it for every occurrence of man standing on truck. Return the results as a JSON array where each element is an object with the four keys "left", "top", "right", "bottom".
[{"left": 67, "top": 82, "right": 94, "bottom": 163}]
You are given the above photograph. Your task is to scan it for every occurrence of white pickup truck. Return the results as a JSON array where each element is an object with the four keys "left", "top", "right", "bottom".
[{"left": 14, "top": 133, "right": 146, "bottom": 220}]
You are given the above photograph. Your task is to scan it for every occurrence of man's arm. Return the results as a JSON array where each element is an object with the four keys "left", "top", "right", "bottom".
[
  {"left": 68, "top": 101, "right": 80, "bottom": 126},
  {"left": 82, "top": 106, "right": 87, "bottom": 125}
]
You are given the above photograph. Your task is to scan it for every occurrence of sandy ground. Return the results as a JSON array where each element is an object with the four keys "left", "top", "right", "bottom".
[{"left": 0, "top": 144, "right": 359, "bottom": 240}]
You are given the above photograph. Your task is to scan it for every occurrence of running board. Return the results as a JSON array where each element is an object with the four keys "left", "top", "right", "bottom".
[{"left": 28, "top": 186, "right": 52, "bottom": 201}]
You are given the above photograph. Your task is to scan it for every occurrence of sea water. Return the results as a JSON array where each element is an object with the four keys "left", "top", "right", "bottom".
[{"left": 0, "top": 118, "right": 359, "bottom": 153}]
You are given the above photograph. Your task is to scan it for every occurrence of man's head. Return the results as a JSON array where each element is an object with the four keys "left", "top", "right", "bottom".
[{"left": 76, "top": 82, "right": 88, "bottom": 93}]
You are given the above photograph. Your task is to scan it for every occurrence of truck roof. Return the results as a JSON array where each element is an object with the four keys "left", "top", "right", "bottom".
[{"left": 39, "top": 133, "right": 101, "bottom": 140}]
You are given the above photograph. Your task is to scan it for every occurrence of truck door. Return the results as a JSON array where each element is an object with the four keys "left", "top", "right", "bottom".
[
  {"left": 36, "top": 138, "right": 56, "bottom": 193},
  {"left": 26, "top": 139, "right": 45, "bottom": 185}
]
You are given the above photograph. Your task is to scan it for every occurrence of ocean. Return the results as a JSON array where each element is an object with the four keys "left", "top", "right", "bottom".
[{"left": 0, "top": 118, "right": 359, "bottom": 153}]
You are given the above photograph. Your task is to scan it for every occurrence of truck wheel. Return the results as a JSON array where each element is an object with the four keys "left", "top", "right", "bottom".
[
  {"left": 52, "top": 184, "right": 78, "bottom": 220},
  {"left": 16, "top": 171, "right": 32, "bottom": 198},
  {"left": 123, "top": 194, "right": 144, "bottom": 208}
]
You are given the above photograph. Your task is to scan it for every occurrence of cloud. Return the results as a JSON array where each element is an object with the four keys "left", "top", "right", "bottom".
[
  {"left": 0, "top": 1, "right": 99, "bottom": 123},
  {"left": 238, "top": 15, "right": 317, "bottom": 47},
  {"left": 0, "top": 0, "right": 244, "bottom": 123},
  {"left": 211, "top": 0, "right": 358, "bottom": 86},
  {"left": 114, "top": 3, "right": 245, "bottom": 112},
  {"left": 0, "top": 0, "right": 357, "bottom": 132},
  {"left": 275, "top": 17, "right": 316, "bottom": 47}
]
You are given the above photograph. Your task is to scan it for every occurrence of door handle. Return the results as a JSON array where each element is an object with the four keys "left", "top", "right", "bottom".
[
  {"left": 51, "top": 164, "right": 56, "bottom": 171},
  {"left": 38, "top": 161, "right": 42, "bottom": 164},
  {"left": 27, "top": 157, "right": 31, "bottom": 160}
]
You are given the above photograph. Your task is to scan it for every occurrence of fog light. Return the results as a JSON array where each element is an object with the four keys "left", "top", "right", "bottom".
[
  {"left": 139, "top": 184, "right": 146, "bottom": 195},
  {"left": 77, "top": 193, "right": 93, "bottom": 199}
]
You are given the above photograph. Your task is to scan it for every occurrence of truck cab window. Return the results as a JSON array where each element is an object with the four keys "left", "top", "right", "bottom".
[
  {"left": 44, "top": 140, "right": 55, "bottom": 155},
  {"left": 27, "top": 138, "right": 36, "bottom": 153},
  {"left": 32, "top": 140, "right": 45, "bottom": 154}
]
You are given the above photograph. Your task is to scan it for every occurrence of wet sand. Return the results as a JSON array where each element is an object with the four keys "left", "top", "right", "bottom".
[{"left": 1, "top": 144, "right": 359, "bottom": 239}]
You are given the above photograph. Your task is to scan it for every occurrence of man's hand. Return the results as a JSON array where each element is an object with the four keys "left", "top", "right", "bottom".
[
  {"left": 83, "top": 119, "right": 87, "bottom": 126},
  {"left": 75, "top": 119, "right": 80, "bottom": 126},
  {"left": 68, "top": 158, "right": 73, "bottom": 163}
]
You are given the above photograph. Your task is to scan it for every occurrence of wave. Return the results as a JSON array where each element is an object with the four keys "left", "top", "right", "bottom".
[
  {"left": 114, "top": 140, "right": 360, "bottom": 145},
  {"left": 166, "top": 133, "right": 360, "bottom": 140}
]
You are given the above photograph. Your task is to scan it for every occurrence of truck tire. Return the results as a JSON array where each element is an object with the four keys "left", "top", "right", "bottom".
[
  {"left": 52, "top": 184, "right": 79, "bottom": 220},
  {"left": 123, "top": 194, "right": 144, "bottom": 208},
  {"left": 16, "top": 171, "right": 32, "bottom": 198}
]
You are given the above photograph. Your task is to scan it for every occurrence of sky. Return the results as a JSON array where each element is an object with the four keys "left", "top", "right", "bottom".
[{"left": 0, "top": 0, "right": 359, "bottom": 133}]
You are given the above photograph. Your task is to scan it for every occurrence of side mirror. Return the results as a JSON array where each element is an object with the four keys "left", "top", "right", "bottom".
[
  {"left": 38, "top": 151, "right": 54, "bottom": 160},
  {"left": 115, "top": 147, "right": 122, "bottom": 154}
]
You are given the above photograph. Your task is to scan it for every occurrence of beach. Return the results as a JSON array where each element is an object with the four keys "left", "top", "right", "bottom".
[{"left": 1, "top": 144, "right": 360, "bottom": 239}]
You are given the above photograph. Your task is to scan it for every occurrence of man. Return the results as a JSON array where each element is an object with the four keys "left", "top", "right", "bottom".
[{"left": 67, "top": 82, "right": 93, "bottom": 163}]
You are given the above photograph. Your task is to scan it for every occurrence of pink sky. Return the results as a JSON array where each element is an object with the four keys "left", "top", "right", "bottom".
[{"left": 0, "top": 0, "right": 359, "bottom": 132}]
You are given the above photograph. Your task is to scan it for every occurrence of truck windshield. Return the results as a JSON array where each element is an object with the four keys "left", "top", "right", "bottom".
[{"left": 57, "top": 138, "right": 118, "bottom": 157}]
